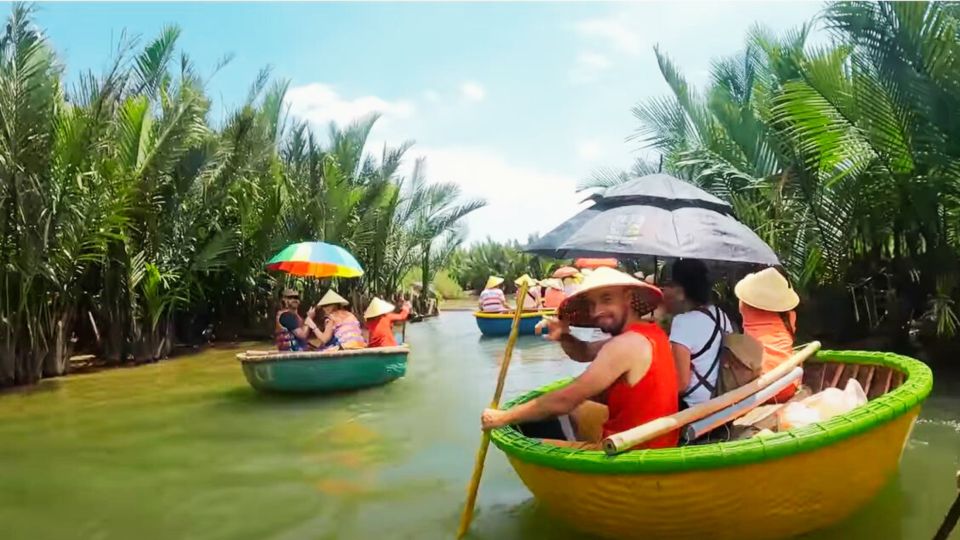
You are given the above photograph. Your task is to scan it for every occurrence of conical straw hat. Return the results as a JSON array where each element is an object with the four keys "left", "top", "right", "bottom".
[
  {"left": 734, "top": 267, "right": 799, "bottom": 312},
  {"left": 317, "top": 289, "right": 349, "bottom": 306},
  {"left": 541, "top": 278, "right": 563, "bottom": 291},
  {"left": 485, "top": 276, "right": 505, "bottom": 289},
  {"left": 514, "top": 274, "right": 539, "bottom": 288},
  {"left": 552, "top": 266, "right": 579, "bottom": 279},
  {"left": 558, "top": 267, "right": 663, "bottom": 328},
  {"left": 364, "top": 297, "right": 396, "bottom": 319}
]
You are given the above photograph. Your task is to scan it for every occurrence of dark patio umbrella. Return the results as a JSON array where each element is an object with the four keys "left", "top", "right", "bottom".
[{"left": 525, "top": 174, "right": 779, "bottom": 267}]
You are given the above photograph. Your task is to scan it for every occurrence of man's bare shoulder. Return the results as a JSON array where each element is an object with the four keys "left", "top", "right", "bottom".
[{"left": 600, "top": 331, "right": 652, "bottom": 359}]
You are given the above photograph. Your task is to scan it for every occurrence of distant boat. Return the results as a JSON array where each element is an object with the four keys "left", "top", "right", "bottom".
[
  {"left": 236, "top": 346, "right": 409, "bottom": 393},
  {"left": 473, "top": 310, "right": 554, "bottom": 337}
]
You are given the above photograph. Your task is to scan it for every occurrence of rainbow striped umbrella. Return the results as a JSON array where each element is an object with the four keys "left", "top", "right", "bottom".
[{"left": 266, "top": 241, "right": 364, "bottom": 278}]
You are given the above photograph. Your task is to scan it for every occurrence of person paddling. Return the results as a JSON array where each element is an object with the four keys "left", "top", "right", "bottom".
[
  {"left": 480, "top": 267, "right": 679, "bottom": 450},
  {"left": 364, "top": 297, "right": 411, "bottom": 348}
]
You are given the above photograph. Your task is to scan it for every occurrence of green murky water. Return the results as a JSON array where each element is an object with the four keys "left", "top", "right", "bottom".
[{"left": 1, "top": 312, "right": 958, "bottom": 539}]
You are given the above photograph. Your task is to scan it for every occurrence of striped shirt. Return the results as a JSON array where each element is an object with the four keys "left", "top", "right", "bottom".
[
  {"left": 521, "top": 288, "right": 541, "bottom": 310},
  {"left": 479, "top": 288, "right": 508, "bottom": 312},
  {"left": 323, "top": 313, "right": 367, "bottom": 350}
]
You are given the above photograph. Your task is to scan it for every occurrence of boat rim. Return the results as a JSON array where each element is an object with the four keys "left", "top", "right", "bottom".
[
  {"left": 236, "top": 345, "right": 410, "bottom": 363},
  {"left": 474, "top": 311, "right": 552, "bottom": 319},
  {"left": 489, "top": 349, "right": 932, "bottom": 474}
]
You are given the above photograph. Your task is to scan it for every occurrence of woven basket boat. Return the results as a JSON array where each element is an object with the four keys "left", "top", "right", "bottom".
[
  {"left": 474, "top": 311, "right": 552, "bottom": 337},
  {"left": 490, "top": 350, "right": 933, "bottom": 540},
  {"left": 236, "top": 345, "right": 409, "bottom": 393}
]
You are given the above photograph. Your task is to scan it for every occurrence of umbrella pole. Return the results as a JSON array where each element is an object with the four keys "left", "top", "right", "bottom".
[{"left": 456, "top": 282, "right": 529, "bottom": 538}]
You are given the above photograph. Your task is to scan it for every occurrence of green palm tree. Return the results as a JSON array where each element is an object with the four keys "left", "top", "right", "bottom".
[
  {"left": 622, "top": 1, "right": 960, "bottom": 337},
  {"left": 407, "top": 164, "right": 486, "bottom": 312},
  {"left": 0, "top": 4, "right": 514, "bottom": 386}
]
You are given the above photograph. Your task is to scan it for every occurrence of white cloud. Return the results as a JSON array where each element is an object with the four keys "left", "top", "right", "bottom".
[
  {"left": 570, "top": 51, "right": 613, "bottom": 83},
  {"left": 408, "top": 145, "right": 586, "bottom": 243},
  {"left": 285, "top": 83, "right": 415, "bottom": 127},
  {"left": 423, "top": 89, "right": 440, "bottom": 102},
  {"left": 460, "top": 81, "right": 486, "bottom": 102},
  {"left": 285, "top": 83, "right": 585, "bottom": 244},
  {"left": 575, "top": 17, "right": 642, "bottom": 55},
  {"left": 576, "top": 140, "right": 604, "bottom": 161}
]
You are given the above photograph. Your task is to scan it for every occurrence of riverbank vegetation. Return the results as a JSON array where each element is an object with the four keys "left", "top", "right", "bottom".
[
  {"left": 581, "top": 1, "right": 960, "bottom": 355},
  {"left": 0, "top": 4, "right": 483, "bottom": 386},
  {"left": 450, "top": 2, "right": 960, "bottom": 360},
  {"left": 446, "top": 237, "right": 560, "bottom": 293}
]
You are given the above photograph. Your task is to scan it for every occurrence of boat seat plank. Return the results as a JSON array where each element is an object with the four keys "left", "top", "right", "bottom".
[{"left": 829, "top": 363, "right": 845, "bottom": 389}]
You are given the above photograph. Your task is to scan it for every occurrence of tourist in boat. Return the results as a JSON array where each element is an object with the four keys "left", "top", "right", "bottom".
[
  {"left": 515, "top": 274, "right": 542, "bottom": 311},
  {"left": 541, "top": 278, "right": 564, "bottom": 309},
  {"left": 364, "top": 297, "right": 410, "bottom": 348},
  {"left": 315, "top": 290, "right": 367, "bottom": 350},
  {"left": 275, "top": 288, "right": 324, "bottom": 351},
  {"left": 562, "top": 274, "right": 580, "bottom": 297},
  {"left": 661, "top": 259, "right": 735, "bottom": 408},
  {"left": 479, "top": 276, "right": 511, "bottom": 313},
  {"left": 735, "top": 267, "right": 800, "bottom": 402},
  {"left": 480, "top": 267, "right": 679, "bottom": 450}
]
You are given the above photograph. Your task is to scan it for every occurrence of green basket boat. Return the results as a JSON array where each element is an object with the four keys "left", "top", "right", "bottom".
[
  {"left": 236, "top": 345, "right": 409, "bottom": 393},
  {"left": 489, "top": 350, "right": 933, "bottom": 540}
]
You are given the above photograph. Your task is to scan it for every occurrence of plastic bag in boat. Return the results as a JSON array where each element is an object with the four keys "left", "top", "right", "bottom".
[{"left": 778, "top": 379, "right": 868, "bottom": 430}]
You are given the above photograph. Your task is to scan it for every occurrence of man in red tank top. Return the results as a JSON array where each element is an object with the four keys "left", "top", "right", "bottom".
[{"left": 481, "top": 268, "right": 680, "bottom": 450}]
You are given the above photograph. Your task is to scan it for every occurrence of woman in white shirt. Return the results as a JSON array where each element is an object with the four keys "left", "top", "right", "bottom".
[{"left": 662, "top": 259, "right": 734, "bottom": 408}]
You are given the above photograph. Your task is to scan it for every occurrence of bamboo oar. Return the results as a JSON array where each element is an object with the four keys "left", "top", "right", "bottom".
[
  {"left": 456, "top": 282, "right": 529, "bottom": 539},
  {"left": 603, "top": 341, "right": 821, "bottom": 454},
  {"left": 933, "top": 471, "right": 960, "bottom": 540}
]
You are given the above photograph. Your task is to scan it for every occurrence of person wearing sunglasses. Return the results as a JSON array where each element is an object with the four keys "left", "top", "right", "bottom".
[{"left": 274, "top": 288, "right": 323, "bottom": 351}]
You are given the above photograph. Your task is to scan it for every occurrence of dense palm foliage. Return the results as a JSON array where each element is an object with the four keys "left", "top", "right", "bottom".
[
  {"left": 447, "top": 236, "right": 560, "bottom": 292},
  {"left": 0, "top": 4, "right": 482, "bottom": 386},
  {"left": 581, "top": 1, "right": 960, "bottom": 344}
]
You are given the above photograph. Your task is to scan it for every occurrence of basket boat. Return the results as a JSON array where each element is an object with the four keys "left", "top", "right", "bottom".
[
  {"left": 474, "top": 311, "right": 550, "bottom": 337},
  {"left": 490, "top": 350, "right": 933, "bottom": 540},
  {"left": 236, "top": 345, "right": 409, "bottom": 393}
]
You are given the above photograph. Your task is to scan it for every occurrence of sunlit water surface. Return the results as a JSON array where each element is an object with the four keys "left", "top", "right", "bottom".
[{"left": 1, "top": 312, "right": 958, "bottom": 539}]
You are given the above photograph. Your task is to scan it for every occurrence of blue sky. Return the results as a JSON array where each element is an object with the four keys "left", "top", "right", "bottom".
[{"left": 28, "top": 1, "right": 824, "bottom": 243}]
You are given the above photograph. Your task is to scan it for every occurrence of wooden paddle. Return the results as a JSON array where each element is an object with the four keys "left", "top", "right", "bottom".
[
  {"left": 933, "top": 471, "right": 960, "bottom": 540},
  {"left": 603, "top": 341, "right": 821, "bottom": 454},
  {"left": 456, "top": 281, "right": 529, "bottom": 538}
]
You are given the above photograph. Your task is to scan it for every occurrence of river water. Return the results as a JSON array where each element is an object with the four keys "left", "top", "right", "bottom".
[{"left": 1, "top": 311, "right": 958, "bottom": 539}]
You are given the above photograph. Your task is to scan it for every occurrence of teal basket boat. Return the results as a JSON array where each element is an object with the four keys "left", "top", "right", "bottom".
[
  {"left": 474, "top": 310, "right": 552, "bottom": 337},
  {"left": 236, "top": 345, "right": 409, "bottom": 393}
]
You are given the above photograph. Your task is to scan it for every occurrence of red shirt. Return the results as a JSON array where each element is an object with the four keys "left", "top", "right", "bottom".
[
  {"left": 366, "top": 305, "right": 410, "bottom": 347},
  {"left": 601, "top": 321, "right": 680, "bottom": 449}
]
